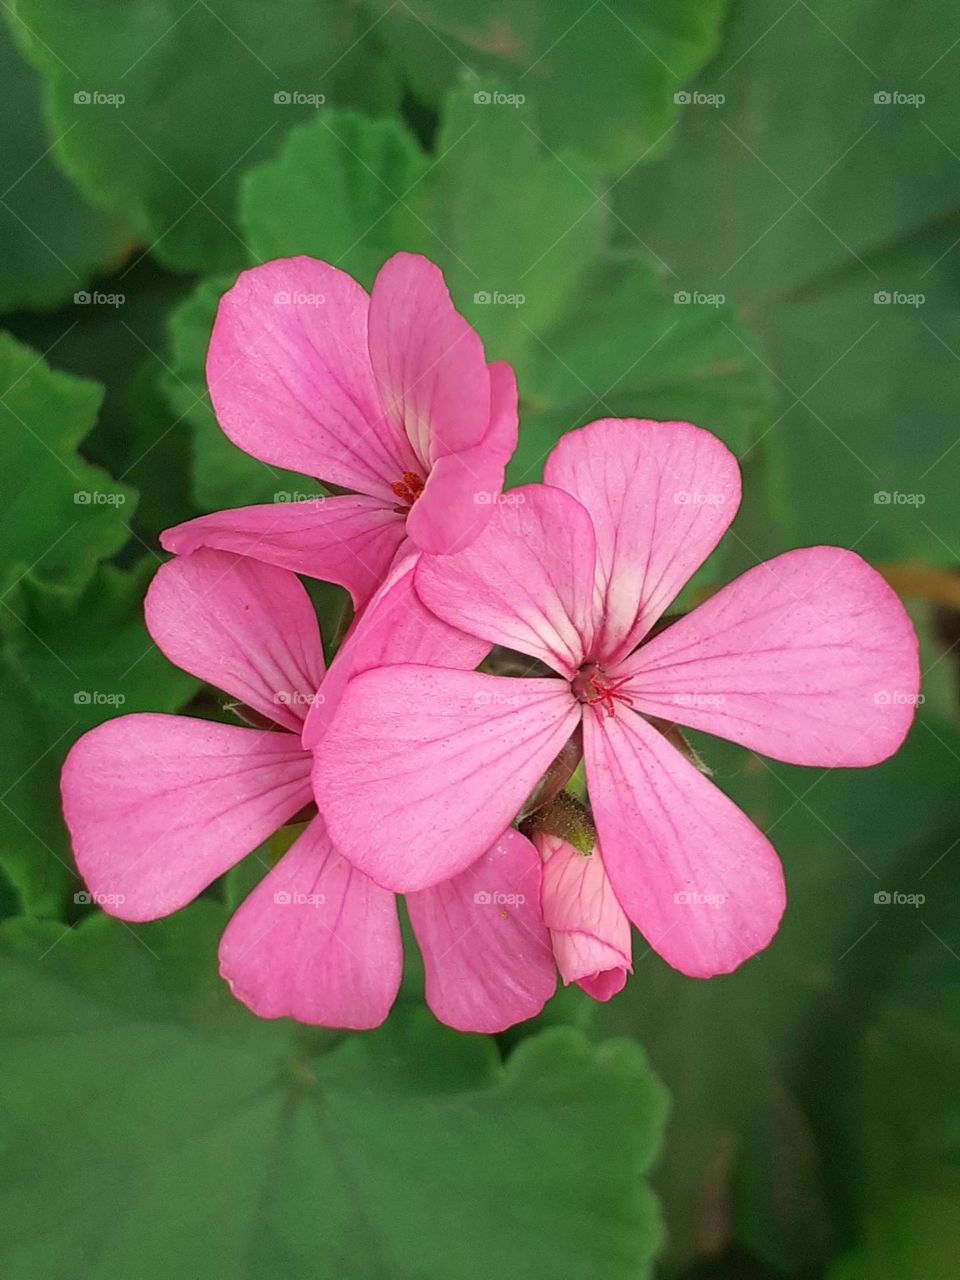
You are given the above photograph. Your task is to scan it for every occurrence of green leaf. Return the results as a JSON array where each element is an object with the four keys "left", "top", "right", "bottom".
[
  {"left": 597, "top": 712, "right": 960, "bottom": 1274},
  {"left": 614, "top": 0, "right": 960, "bottom": 565},
  {"left": 178, "top": 91, "right": 773, "bottom": 513},
  {"left": 13, "top": 0, "right": 400, "bottom": 272},
  {"left": 162, "top": 273, "right": 318, "bottom": 510},
  {"left": 0, "top": 17, "right": 131, "bottom": 311},
  {"left": 242, "top": 111, "right": 435, "bottom": 289},
  {"left": 423, "top": 87, "right": 604, "bottom": 369},
  {"left": 0, "top": 562, "right": 197, "bottom": 915},
  {"left": 0, "top": 903, "right": 669, "bottom": 1279},
  {"left": 361, "top": 0, "right": 729, "bottom": 172},
  {"left": 761, "top": 231, "right": 960, "bottom": 564},
  {"left": 829, "top": 1190, "right": 960, "bottom": 1280},
  {"left": 508, "top": 256, "right": 776, "bottom": 484},
  {"left": 0, "top": 332, "right": 134, "bottom": 621},
  {"left": 618, "top": 0, "right": 960, "bottom": 304},
  {"left": 240, "top": 88, "right": 605, "bottom": 366},
  {"left": 6, "top": 258, "right": 198, "bottom": 543}
]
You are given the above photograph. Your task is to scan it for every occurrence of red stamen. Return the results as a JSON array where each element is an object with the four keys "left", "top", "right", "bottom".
[
  {"left": 390, "top": 471, "right": 426, "bottom": 513},
  {"left": 579, "top": 671, "right": 634, "bottom": 719}
]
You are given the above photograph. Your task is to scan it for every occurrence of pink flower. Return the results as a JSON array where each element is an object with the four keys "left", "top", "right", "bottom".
[
  {"left": 314, "top": 418, "right": 920, "bottom": 978},
  {"left": 60, "top": 549, "right": 554, "bottom": 1031},
  {"left": 533, "top": 830, "right": 631, "bottom": 1001},
  {"left": 161, "top": 253, "right": 518, "bottom": 611}
]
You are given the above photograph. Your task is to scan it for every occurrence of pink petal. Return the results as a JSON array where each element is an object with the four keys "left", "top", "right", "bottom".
[
  {"left": 218, "top": 816, "right": 401, "bottom": 1030},
  {"left": 534, "top": 831, "right": 631, "bottom": 1000},
  {"left": 616, "top": 547, "right": 920, "bottom": 767},
  {"left": 544, "top": 418, "right": 741, "bottom": 665},
  {"left": 161, "top": 496, "right": 406, "bottom": 612},
  {"left": 144, "top": 549, "right": 325, "bottom": 733},
  {"left": 368, "top": 253, "right": 490, "bottom": 470},
  {"left": 313, "top": 666, "right": 579, "bottom": 892},
  {"left": 61, "top": 715, "right": 313, "bottom": 921},
  {"left": 207, "top": 257, "right": 418, "bottom": 498},
  {"left": 584, "top": 710, "right": 786, "bottom": 978},
  {"left": 415, "top": 484, "right": 597, "bottom": 678},
  {"left": 301, "top": 550, "right": 489, "bottom": 749},
  {"left": 407, "top": 829, "right": 556, "bottom": 1032},
  {"left": 405, "top": 361, "right": 519, "bottom": 555}
]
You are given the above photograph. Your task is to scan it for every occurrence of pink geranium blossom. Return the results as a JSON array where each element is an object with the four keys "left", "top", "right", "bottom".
[
  {"left": 533, "top": 830, "right": 631, "bottom": 1001},
  {"left": 314, "top": 418, "right": 920, "bottom": 978},
  {"left": 60, "top": 549, "right": 555, "bottom": 1032},
  {"left": 161, "top": 253, "right": 517, "bottom": 610}
]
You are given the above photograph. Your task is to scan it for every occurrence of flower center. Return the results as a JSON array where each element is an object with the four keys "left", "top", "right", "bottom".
[
  {"left": 571, "top": 663, "right": 634, "bottom": 719},
  {"left": 390, "top": 471, "right": 425, "bottom": 514}
]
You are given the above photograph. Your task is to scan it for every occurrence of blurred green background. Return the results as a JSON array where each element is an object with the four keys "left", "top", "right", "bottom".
[{"left": 1, "top": 2, "right": 958, "bottom": 1276}]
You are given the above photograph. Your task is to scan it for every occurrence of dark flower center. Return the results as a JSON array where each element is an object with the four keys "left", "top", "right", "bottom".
[
  {"left": 571, "top": 663, "right": 634, "bottom": 719},
  {"left": 390, "top": 471, "right": 425, "bottom": 514}
]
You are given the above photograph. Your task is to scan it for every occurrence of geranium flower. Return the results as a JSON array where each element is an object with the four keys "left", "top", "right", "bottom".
[
  {"left": 313, "top": 419, "right": 920, "bottom": 977},
  {"left": 160, "top": 253, "right": 517, "bottom": 610},
  {"left": 60, "top": 549, "right": 554, "bottom": 1031},
  {"left": 533, "top": 830, "right": 631, "bottom": 1001}
]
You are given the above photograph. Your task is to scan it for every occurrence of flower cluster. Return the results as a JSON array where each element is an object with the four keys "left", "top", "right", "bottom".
[{"left": 61, "top": 253, "right": 920, "bottom": 1032}]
